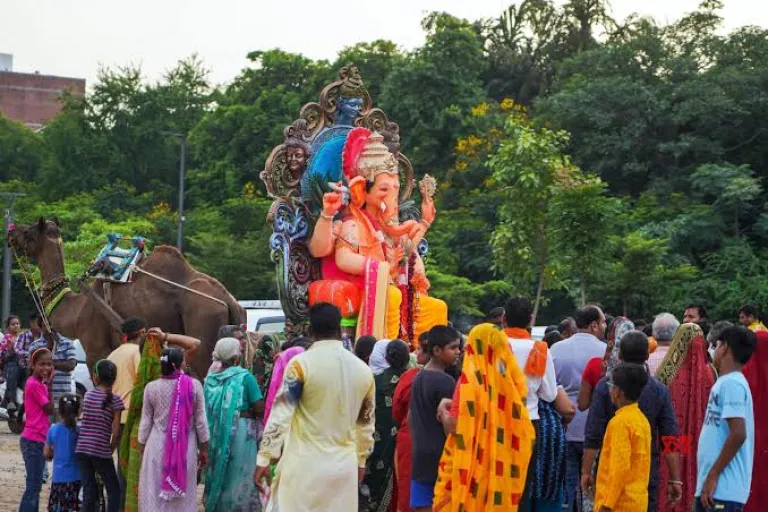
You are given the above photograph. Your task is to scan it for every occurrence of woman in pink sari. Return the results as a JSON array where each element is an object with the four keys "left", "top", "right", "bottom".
[
  {"left": 655, "top": 323, "right": 716, "bottom": 512},
  {"left": 264, "top": 346, "right": 305, "bottom": 423},
  {"left": 744, "top": 330, "right": 768, "bottom": 512}
]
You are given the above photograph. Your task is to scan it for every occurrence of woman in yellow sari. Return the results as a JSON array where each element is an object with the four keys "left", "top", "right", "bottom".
[{"left": 433, "top": 323, "right": 535, "bottom": 512}]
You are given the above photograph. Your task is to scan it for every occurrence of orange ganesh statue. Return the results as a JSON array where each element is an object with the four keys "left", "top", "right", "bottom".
[
  {"left": 260, "top": 65, "right": 448, "bottom": 342},
  {"left": 308, "top": 128, "right": 447, "bottom": 341}
]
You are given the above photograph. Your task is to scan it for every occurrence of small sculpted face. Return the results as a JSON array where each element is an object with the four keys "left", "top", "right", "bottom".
[
  {"left": 338, "top": 97, "right": 363, "bottom": 122},
  {"left": 286, "top": 147, "right": 307, "bottom": 174}
]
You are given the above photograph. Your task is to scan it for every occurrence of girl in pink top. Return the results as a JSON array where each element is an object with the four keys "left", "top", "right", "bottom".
[{"left": 19, "top": 347, "right": 54, "bottom": 512}]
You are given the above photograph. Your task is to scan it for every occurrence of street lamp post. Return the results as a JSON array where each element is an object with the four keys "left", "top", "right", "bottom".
[
  {"left": 177, "top": 136, "right": 187, "bottom": 252},
  {"left": 163, "top": 131, "right": 187, "bottom": 253},
  {"left": 1, "top": 192, "right": 25, "bottom": 324}
]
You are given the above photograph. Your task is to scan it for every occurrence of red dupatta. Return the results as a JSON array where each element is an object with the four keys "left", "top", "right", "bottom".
[
  {"left": 656, "top": 323, "right": 716, "bottom": 512},
  {"left": 744, "top": 331, "right": 768, "bottom": 512}
]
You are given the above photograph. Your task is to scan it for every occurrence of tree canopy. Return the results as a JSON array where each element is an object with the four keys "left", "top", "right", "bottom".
[{"left": 3, "top": 0, "right": 768, "bottom": 327}]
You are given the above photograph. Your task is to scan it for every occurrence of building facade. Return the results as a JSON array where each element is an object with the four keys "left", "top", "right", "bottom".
[{"left": 0, "top": 54, "right": 85, "bottom": 130}]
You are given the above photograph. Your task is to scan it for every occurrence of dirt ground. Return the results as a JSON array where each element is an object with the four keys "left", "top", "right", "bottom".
[
  {"left": 0, "top": 422, "right": 42, "bottom": 510},
  {"left": 0, "top": 423, "right": 206, "bottom": 510}
]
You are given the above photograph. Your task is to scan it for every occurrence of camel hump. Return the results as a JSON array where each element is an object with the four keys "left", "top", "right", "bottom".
[{"left": 137, "top": 245, "right": 245, "bottom": 325}]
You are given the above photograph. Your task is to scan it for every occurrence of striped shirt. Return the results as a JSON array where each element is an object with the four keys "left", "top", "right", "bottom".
[
  {"left": 15, "top": 330, "right": 43, "bottom": 368},
  {"left": 30, "top": 335, "right": 77, "bottom": 400},
  {"left": 75, "top": 389, "right": 124, "bottom": 458}
]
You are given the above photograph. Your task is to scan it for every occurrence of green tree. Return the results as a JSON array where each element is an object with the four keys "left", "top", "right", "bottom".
[
  {"left": 489, "top": 115, "right": 573, "bottom": 321},
  {"left": 0, "top": 114, "right": 50, "bottom": 182},
  {"left": 334, "top": 40, "right": 403, "bottom": 100},
  {"left": 595, "top": 232, "right": 696, "bottom": 317},
  {"left": 483, "top": 0, "right": 613, "bottom": 103},
  {"left": 381, "top": 12, "right": 487, "bottom": 175},
  {"left": 41, "top": 57, "right": 214, "bottom": 205},
  {"left": 550, "top": 175, "right": 619, "bottom": 305},
  {"left": 690, "top": 163, "right": 762, "bottom": 236},
  {"left": 184, "top": 194, "right": 276, "bottom": 299},
  {"left": 191, "top": 50, "right": 333, "bottom": 205}
]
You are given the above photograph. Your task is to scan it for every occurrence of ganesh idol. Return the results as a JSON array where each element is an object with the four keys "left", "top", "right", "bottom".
[{"left": 307, "top": 127, "right": 448, "bottom": 341}]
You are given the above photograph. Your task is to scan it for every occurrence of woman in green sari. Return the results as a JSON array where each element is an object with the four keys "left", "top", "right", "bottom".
[
  {"left": 204, "top": 337, "right": 265, "bottom": 512},
  {"left": 118, "top": 328, "right": 201, "bottom": 512},
  {"left": 361, "top": 339, "right": 411, "bottom": 512},
  {"left": 119, "top": 331, "right": 162, "bottom": 512}
]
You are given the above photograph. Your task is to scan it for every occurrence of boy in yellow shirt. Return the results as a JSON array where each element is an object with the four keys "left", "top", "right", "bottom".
[{"left": 594, "top": 363, "right": 652, "bottom": 512}]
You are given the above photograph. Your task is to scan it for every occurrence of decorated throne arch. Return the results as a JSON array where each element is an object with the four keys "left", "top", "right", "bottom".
[{"left": 260, "top": 65, "right": 446, "bottom": 343}]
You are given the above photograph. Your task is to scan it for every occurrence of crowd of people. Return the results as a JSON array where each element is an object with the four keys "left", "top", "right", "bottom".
[{"left": 0, "top": 299, "right": 766, "bottom": 512}]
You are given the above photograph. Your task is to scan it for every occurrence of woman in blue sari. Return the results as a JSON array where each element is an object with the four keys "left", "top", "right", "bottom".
[{"left": 204, "top": 338, "right": 265, "bottom": 512}]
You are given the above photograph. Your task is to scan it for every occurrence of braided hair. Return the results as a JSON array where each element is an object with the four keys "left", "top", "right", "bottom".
[
  {"left": 58, "top": 393, "right": 80, "bottom": 429},
  {"left": 94, "top": 359, "right": 117, "bottom": 410}
]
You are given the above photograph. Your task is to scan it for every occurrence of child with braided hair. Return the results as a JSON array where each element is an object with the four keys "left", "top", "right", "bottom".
[
  {"left": 45, "top": 393, "right": 82, "bottom": 511},
  {"left": 76, "top": 359, "right": 124, "bottom": 512}
]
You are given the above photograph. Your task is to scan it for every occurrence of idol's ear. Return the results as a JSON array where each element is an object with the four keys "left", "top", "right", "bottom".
[
  {"left": 37, "top": 217, "right": 46, "bottom": 231},
  {"left": 348, "top": 176, "right": 367, "bottom": 207},
  {"left": 52, "top": 217, "right": 60, "bottom": 228}
]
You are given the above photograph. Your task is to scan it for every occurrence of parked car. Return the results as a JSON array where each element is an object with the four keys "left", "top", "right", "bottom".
[
  {"left": 73, "top": 339, "right": 94, "bottom": 399},
  {"left": 238, "top": 300, "right": 286, "bottom": 335}
]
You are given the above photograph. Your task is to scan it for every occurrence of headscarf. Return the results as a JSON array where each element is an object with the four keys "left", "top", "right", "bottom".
[
  {"left": 602, "top": 317, "right": 634, "bottom": 378},
  {"left": 655, "top": 323, "right": 715, "bottom": 512},
  {"left": 253, "top": 333, "right": 282, "bottom": 395},
  {"left": 744, "top": 331, "right": 768, "bottom": 512},
  {"left": 368, "top": 339, "right": 391, "bottom": 375},
  {"left": 159, "top": 370, "right": 194, "bottom": 500},
  {"left": 264, "top": 346, "right": 305, "bottom": 423},
  {"left": 433, "top": 323, "right": 535, "bottom": 511},
  {"left": 119, "top": 333, "right": 163, "bottom": 512},
  {"left": 204, "top": 365, "right": 250, "bottom": 511}
]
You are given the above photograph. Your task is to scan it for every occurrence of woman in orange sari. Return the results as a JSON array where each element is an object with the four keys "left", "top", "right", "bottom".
[
  {"left": 391, "top": 334, "right": 430, "bottom": 512},
  {"left": 433, "top": 323, "right": 535, "bottom": 512},
  {"left": 655, "top": 323, "right": 716, "bottom": 512},
  {"left": 744, "top": 330, "right": 768, "bottom": 512}
]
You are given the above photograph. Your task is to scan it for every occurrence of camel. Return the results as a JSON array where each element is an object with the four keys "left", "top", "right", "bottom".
[{"left": 8, "top": 218, "right": 245, "bottom": 378}]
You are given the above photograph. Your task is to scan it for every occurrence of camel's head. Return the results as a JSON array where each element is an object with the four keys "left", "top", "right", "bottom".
[{"left": 8, "top": 217, "right": 62, "bottom": 261}]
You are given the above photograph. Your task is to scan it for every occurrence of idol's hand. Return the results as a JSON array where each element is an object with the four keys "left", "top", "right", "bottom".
[
  {"left": 421, "top": 195, "right": 436, "bottom": 227},
  {"left": 385, "top": 244, "right": 405, "bottom": 269},
  {"left": 322, "top": 192, "right": 343, "bottom": 217}
]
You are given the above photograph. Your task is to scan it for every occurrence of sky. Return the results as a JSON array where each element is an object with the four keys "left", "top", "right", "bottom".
[{"left": 1, "top": 0, "right": 767, "bottom": 88}]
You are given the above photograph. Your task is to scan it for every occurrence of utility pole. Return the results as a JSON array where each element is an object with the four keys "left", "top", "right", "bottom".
[
  {"left": 177, "top": 136, "right": 187, "bottom": 252},
  {"left": 1, "top": 192, "right": 25, "bottom": 324},
  {"left": 162, "top": 131, "right": 187, "bottom": 253}
]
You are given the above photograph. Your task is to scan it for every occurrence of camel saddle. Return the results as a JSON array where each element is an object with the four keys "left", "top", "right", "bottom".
[{"left": 86, "top": 233, "right": 146, "bottom": 283}]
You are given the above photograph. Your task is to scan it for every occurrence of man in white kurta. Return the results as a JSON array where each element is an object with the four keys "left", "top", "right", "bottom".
[{"left": 256, "top": 303, "right": 376, "bottom": 511}]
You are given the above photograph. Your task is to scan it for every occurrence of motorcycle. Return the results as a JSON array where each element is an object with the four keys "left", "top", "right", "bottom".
[{"left": 0, "top": 379, "right": 25, "bottom": 434}]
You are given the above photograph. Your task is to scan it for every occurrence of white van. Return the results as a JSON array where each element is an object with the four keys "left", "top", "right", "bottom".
[{"left": 238, "top": 300, "right": 285, "bottom": 334}]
